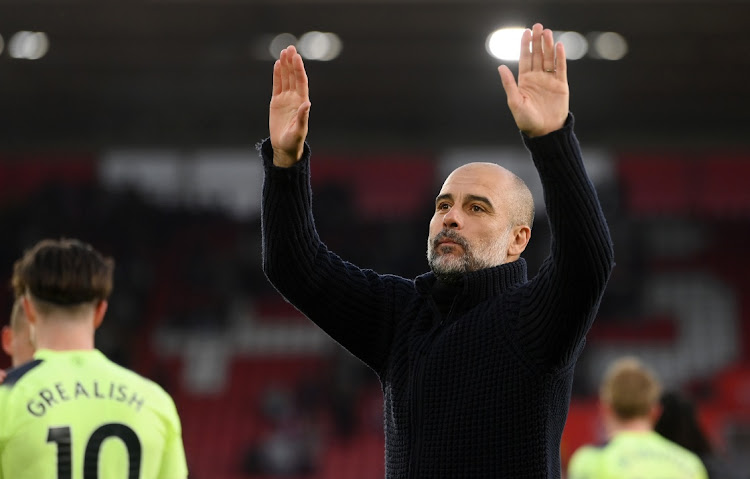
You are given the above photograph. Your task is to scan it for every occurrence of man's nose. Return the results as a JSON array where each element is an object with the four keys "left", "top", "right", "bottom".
[{"left": 443, "top": 206, "right": 463, "bottom": 229}]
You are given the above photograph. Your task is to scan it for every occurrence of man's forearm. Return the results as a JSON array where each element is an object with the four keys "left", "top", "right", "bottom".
[{"left": 516, "top": 114, "right": 614, "bottom": 366}]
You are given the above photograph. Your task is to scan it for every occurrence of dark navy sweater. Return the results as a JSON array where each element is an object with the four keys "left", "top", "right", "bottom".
[{"left": 260, "top": 115, "right": 614, "bottom": 478}]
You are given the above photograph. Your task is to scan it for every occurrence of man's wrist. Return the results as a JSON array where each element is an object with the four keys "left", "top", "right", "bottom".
[{"left": 272, "top": 147, "right": 300, "bottom": 168}]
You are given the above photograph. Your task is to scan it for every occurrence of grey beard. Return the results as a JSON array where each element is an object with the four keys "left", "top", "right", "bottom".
[
  {"left": 427, "top": 228, "right": 510, "bottom": 282},
  {"left": 427, "top": 230, "right": 476, "bottom": 283},
  {"left": 429, "top": 249, "right": 480, "bottom": 284}
]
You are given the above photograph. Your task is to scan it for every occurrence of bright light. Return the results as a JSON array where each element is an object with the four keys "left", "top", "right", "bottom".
[
  {"left": 8, "top": 31, "right": 49, "bottom": 60},
  {"left": 298, "top": 31, "right": 342, "bottom": 61},
  {"left": 557, "top": 31, "right": 588, "bottom": 61},
  {"left": 486, "top": 27, "right": 526, "bottom": 61},
  {"left": 268, "top": 33, "right": 297, "bottom": 59},
  {"left": 592, "top": 32, "right": 628, "bottom": 60}
]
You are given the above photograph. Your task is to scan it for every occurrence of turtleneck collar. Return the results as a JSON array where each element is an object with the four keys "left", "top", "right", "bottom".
[{"left": 416, "top": 258, "right": 529, "bottom": 302}]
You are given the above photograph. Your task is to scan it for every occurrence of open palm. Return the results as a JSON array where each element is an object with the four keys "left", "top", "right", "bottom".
[
  {"left": 498, "top": 24, "right": 569, "bottom": 137},
  {"left": 269, "top": 46, "right": 311, "bottom": 167}
]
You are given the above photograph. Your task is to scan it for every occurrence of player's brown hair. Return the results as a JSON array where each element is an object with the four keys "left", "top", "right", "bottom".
[
  {"left": 599, "top": 357, "right": 662, "bottom": 420},
  {"left": 11, "top": 238, "right": 115, "bottom": 310}
]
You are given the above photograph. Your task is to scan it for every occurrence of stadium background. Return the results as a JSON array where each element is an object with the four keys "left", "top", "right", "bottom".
[{"left": 1, "top": 1, "right": 750, "bottom": 477}]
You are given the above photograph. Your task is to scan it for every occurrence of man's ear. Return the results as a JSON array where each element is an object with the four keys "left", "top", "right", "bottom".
[
  {"left": 1, "top": 326, "right": 12, "bottom": 357},
  {"left": 93, "top": 300, "right": 108, "bottom": 330},
  {"left": 599, "top": 400, "right": 611, "bottom": 419},
  {"left": 507, "top": 225, "right": 531, "bottom": 256}
]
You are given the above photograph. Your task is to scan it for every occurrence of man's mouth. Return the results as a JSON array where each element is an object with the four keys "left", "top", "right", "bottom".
[
  {"left": 436, "top": 238, "right": 464, "bottom": 252},
  {"left": 434, "top": 231, "right": 467, "bottom": 250}
]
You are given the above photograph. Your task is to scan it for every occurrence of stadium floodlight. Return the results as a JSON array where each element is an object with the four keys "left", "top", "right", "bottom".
[
  {"left": 8, "top": 31, "right": 49, "bottom": 60},
  {"left": 591, "top": 31, "right": 628, "bottom": 60},
  {"left": 268, "top": 33, "right": 298, "bottom": 59},
  {"left": 557, "top": 31, "right": 588, "bottom": 60},
  {"left": 486, "top": 27, "right": 526, "bottom": 61},
  {"left": 298, "top": 31, "right": 342, "bottom": 61}
]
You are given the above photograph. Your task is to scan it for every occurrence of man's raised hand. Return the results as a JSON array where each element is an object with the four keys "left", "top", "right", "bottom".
[
  {"left": 269, "top": 46, "right": 311, "bottom": 167},
  {"left": 498, "top": 23, "right": 569, "bottom": 138}
]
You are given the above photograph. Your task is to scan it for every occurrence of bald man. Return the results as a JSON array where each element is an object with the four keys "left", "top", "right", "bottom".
[
  {"left": 260, "top": 23, "right": 613, "bottom": 478},
  {"left": 2, "top": 298, "right": 35, "bottom": 368}
]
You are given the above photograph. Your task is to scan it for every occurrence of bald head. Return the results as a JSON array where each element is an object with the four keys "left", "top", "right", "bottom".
[
  {"left": 428, "top": 162, "right": 535, "bottom": 279},
  {"left": 444, "top": 162, "right": 534, "bottom": 229}
]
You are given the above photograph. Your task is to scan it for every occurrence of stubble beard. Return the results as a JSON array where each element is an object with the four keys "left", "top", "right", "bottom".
[{"left": 427, "top": 229, "right": 511, "bottom": 284}]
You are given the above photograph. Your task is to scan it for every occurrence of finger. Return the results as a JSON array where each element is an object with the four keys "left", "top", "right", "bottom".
[
  {"left": 287, "top": 55, "right": 297, "bottom": 91},
  {"left": 279, "top": 48, "right": 290, "bottom": 92},
  {"left": 272, "top": 60, "right": 282, "bottom": 96},
  {"left": 292, "top": 51, "right": 308, "bottom": 98},
  {"left": 555, "top": 41, "right": 567, "bottom": 83},
  {"left": 287, "top": 51, "right": 297, "bottom": 92},
  {"left": 498, "top": 65, "right": 521, "bottom": 109},
  {"left": 542, "top": 29, "right": 555, "bottom": 72},
  {"left": 296, "top": 100, "right": 311, "bottom": 128},
  {"left": 531, "top": 23, "right": 544, "bottom": 71},
  {"left": 518, "top": 28, "right": 532, "bottom": 75}
]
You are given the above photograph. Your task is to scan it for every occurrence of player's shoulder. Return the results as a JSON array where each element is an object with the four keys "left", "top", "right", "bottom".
[
  {"left": 571, "top": 443, "right": 606, "bottom": 458},
  {"left": 93, "top": 353, "right": 183, "bottom": 427},
  {"left": 651, "top": 431, "right": 692, "bottom": 452},
  {"left": 568, "top": 443, "right": 605, "bottom": 478},
  {"left": 652, "top": 432, "right": 708, "bottom": 467},
  {"left": 1, "top": 359, "right": 44, "bottom": 389},
  {"left": 96, "top": 354, "right": 174, "bottom": 402}
]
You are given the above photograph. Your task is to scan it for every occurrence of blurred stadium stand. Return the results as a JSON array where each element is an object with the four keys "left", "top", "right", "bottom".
[{"left": 1, "top": 145, "right": 750, "bottom": 478}]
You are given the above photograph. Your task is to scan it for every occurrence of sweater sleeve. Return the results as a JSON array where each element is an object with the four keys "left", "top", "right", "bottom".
[
  {"left": 514, "top": 114, "right": 614, "bottom": 368},
  {"left": 259, "top": 138, "right": 409, "bottom": 373}
]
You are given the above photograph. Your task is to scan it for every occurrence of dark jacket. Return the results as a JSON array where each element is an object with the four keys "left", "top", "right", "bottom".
[{"left": 260, "top": 114, "right": 614, "bottom": 478}]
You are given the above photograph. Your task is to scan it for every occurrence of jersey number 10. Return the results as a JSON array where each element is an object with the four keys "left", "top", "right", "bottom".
[{"left": 47, "top": 423, "right": 142, "bottom": 478}]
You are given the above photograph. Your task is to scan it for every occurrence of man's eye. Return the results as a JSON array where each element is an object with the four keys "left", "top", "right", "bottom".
[
  {"left": 438, "top": 203, "right": 450, "bottom": 210},
  {"left": 471, "top": 205, "right": 484, "bottom": 212}
]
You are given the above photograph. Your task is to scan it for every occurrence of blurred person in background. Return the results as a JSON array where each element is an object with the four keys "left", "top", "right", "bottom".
[
  {"left": 568, "top": 357, "right": 708, "bottom": 479},
  {"left": 260, "top": 22, "right": 613, "bottom": 478},
  {"left": 2, "top": 298, "right": 35, "bottom": 367},
  {"left": 0, "top": 238, "right": 188, "bottom": 479},
  {"left": 655, "top": 390, "right": 743, "bottom": 479}
]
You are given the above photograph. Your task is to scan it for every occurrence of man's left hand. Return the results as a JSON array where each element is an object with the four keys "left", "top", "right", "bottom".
[{"left": 497, "top": 23, "right": 569, "bottom": 138}]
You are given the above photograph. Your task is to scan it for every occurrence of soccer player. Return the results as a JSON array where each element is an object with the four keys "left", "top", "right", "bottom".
[
  {"left": 2, "top": 297, "right": 35, "bottom": 367},
  {"left": 0, "top": 238, "right": 188, "bottom": 479},
  {"left": 567, "top": 357, "right": 708, "bottom": 479}
]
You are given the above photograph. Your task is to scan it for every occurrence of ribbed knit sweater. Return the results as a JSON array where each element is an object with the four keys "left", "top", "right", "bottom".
[{"left": 260, "top": 114, "right": 614, "bottom": 478}]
